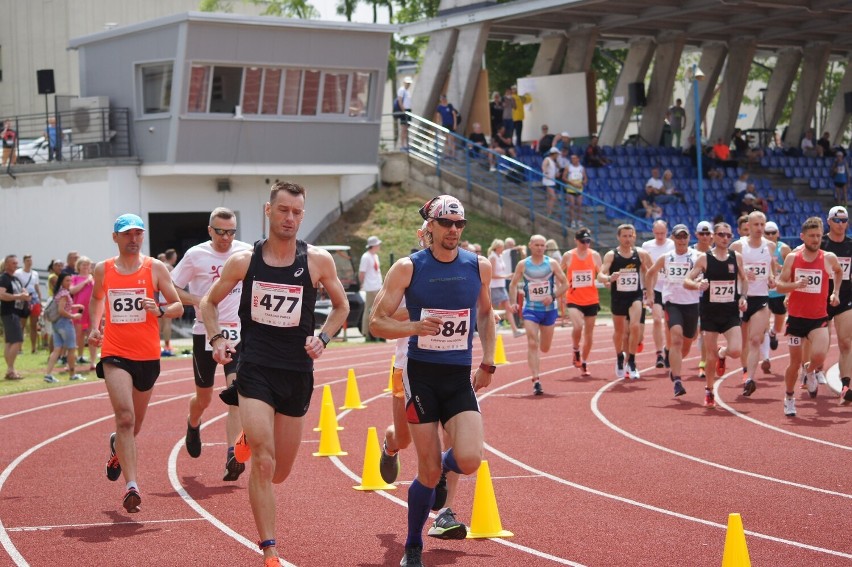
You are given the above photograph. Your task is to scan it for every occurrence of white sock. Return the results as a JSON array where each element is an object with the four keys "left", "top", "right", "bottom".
[
  {"left": 760, "top": 333, "right": 770, "bottom": 359},
  {"left": 126, "top": 481, "right": 138, "bottom": 492}
]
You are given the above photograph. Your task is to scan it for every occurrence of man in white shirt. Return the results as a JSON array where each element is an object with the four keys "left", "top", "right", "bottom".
[
  {"left": 14, "top": 254, "right": 43, "bottom": 353},
  {"left": 641, "top": 220, "right": 675, "bottom": 368},
  {"left": 360, "top": 236, "right": 383, "bottom": 341},
  {"left": 170, "top": 207, "right": 252, "bottom": 481},
  {"left": 396, "top": 77, "right": 413, "bottom": 150}
]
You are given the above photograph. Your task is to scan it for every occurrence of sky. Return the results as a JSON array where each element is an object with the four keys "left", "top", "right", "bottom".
[{"left": 302, "top": 0, "right": 392, "bottom": 24}]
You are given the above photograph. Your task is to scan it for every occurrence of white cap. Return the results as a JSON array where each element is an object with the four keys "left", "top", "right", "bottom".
[
  {"left": 765, "top": 221, "right": 779, "bottom": 232},
  {"left": 366, "top": 236, "right": 382, "bottom": 248},
  {"left": 548, "top": 147, "right": 560, "bottom": 154},
  {"left": 561, "top": 131, "right": 570, "bottom": 137},
  {"left": 829, "top": 205, "right": 848, "bottom": 218},
  {"left": 696, "top": 221, "right": 712, "bottom": 233},
  {"left": 403, "top": 76, "right": 413, "bottom": 84}
]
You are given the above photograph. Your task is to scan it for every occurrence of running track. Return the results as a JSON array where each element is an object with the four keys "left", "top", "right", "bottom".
[{"left": 0, "top": 324, "right": 850, "bottom": 566}]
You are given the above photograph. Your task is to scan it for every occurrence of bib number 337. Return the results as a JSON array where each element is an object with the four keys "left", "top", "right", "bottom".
[
  {"left": 251, "top": 281, "right": 303, "bottom": 327},
  {"left": 417, "top": 308, "right": 470, "bottom": 351}
]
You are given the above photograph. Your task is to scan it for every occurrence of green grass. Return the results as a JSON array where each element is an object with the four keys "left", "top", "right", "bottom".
[{"left": 0, "top": 346, "right": 98, "bottom": 396}]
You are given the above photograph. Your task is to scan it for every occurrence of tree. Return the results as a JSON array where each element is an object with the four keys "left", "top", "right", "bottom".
[{"left": 247, "top": 0, "right": 320, "bottom": 18}]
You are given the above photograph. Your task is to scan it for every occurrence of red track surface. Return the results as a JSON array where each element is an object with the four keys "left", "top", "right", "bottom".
[{"left": 1, "top": 324, "right": 850, "bottom": 566}]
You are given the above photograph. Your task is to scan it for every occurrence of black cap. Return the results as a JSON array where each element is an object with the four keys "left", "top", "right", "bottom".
[{"left": 575, "top": 228, "right": 591, "bottom": 240}]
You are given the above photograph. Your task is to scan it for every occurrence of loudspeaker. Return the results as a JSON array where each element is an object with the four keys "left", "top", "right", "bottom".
[
  {"left": 628, "top": 82, "right": 646, "bottom": 107},
  {"left": 36, "top": 69, "right": 55, "bottom": 95},
  {"left": 845, "top": 91, "right": 852, "bottom": 114}
]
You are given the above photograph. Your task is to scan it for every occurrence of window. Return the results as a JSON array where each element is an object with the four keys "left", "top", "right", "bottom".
[
  {"left": 140, "top": 63, "right": 173, "bottom": 114},
  {"left": 242, "top": 68, "right": 262, "bottom": 114},
  {"left": 281, "top": 69, "right": 302, "bottom": 115},
  {"left": 210, "top": 66, "right": 244, "bottom": 114},
  {"left": 300, "top": 70, "right": 320, "bottom": 116},
  {"left": 261, "top": 69, "right": 281, "bottom": 115},
  {"left": 187, "top": 66, "right": 210, "bottom": 113},
  {"left": 349, "top": 72, "right": 370, "bottom": 117},
  {"left": 321, "top": 72, "right": 349, "bottom": 114}
]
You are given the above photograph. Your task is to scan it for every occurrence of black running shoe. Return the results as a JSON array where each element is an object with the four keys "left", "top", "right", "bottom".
[
  {"left": 432, "top": 472, "right": 448, "bottom": 511},
  {"left": 655, "top": 354, "right": 665, "bottom": 368},
  {"left": 223, "top": 454, "right": 245, "bottom": 482},
  {"left": 400, "top": 545, "right": 423, "bottom": 567},
  {"left": 428, "top": 507, "right": 467, "bottom": 540},
  {"left": 742, "top": 379, "right": 757, "bottom": 397},
  {"left": 106, "top": 432, "right": 121, "bottom": 481},
  {"left": 379, "top": 442, "right": 400, "bottom": 484},
  {"left": 769, "top": 332, "right": 778, "bottom": 351},
  {"left": 572, "top": 350, "right": 582, "bottom": 368},
  {"left": 185, "top": 420, "right": 202, "bottom": 458},
  {"left": 122, "top": 487, "right": 141, "bottom": 513},
  {"left": 673, "top": 380, "right": 686, "bottom": 397},
  {"left": 533, "top": 381, "right": 543, "bottom": 396}
]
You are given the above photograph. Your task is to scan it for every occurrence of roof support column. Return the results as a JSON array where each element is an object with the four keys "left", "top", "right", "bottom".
[
  {"left": 531, "top": 33, "right": 567, "bottom": 76},
  {"left": 562, "top": 26, "right": 599, "bottom": 73},
  {"left": 599, "top": 37, "right": 655, "bottom": 146},
  {"left": 411, "top": 29, "right": 459, "bottom": 118},
  {"left": 445, "top": 22, "right": 491, "bottom": 133},
  {"left": 684, "top": 42, "right": 727, "bottom": 143},
  {"left": 823, "top": 55, "right": 852, "bottom": 146},
  {"left": 709, "top": 37, "right": 756, "bottom": 144},
  {"left": 751, "top": 47, "right": 801, "bottom": 137},
  {"left": 783, "top": 42, "right": 831, "bottom": 147},
  {"left": 638, "top": 33, "right": 685, "bottom": 147}
]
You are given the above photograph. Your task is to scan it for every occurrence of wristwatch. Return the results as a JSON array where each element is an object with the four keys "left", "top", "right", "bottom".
[
  {"left": 158, "top": 306, "right": 166, "bottom": 318},
  {"left": 318, "top": 332, "right": 331, "bottom": 348},
  {"left": 479, "top": 362, "right": 496, "bottom": 374}
]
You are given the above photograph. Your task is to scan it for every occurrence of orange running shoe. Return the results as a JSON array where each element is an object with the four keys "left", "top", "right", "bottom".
[
  {"left": 637, "top": 342, "right": 644, "bottom": 353},
  {"left": 234, "top": 430, "right": 251, "bottom": 463},
  {"left": 264, "top": 557, "right": 281, "bottom": 566}
]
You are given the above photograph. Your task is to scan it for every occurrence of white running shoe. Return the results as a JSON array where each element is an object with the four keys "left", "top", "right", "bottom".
[
  {"left": 615, "top": 361, "right": 625, "bottom": 380},
  {"left": 783, "top": 397, "right": 796, "bottom": 417},
  {"left": 805, "top": 372, "right": 818, "bottom": 398},
  {"left": 816, "top": 371, "right": 827, "bottom": 385},
  {"left": 629, "top": 367, "right": 640, "bottom": 380}
]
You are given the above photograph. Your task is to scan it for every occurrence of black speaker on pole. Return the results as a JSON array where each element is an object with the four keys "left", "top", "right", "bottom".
[
  {"left": 844, "top": 91, "right": 852, "bottom": 114},
  {"left": 36, "top": 69, "right": 55, "bottom": 95},
  {"left": 628, "top": 82, "right": 647, "bottom": 107}
]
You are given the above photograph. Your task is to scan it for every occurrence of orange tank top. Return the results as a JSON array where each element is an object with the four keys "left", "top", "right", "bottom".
[
  {"left": 565, "top": 250, "right": 599, "bottom": 306},
  {"left": 100, "top": 256, "right": 161, "bottom": 360}
]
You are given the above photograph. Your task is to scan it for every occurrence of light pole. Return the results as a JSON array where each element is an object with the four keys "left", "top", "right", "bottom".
[{"left": 691, "top": 64, "right": 706, "bottom": 222}]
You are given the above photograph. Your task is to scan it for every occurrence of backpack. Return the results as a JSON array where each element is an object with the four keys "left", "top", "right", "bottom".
[{"left": 44, "top": 298, "right": 61, "bottom": 323}]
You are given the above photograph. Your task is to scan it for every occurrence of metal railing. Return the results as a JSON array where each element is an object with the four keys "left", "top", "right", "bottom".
[{"left": 404, "top": 113, "right": 653, "bottom": 243}]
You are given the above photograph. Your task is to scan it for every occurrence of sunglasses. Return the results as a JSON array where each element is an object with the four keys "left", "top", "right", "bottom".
[
  {"left": 764, "top": 231, "right": 777, "bottom": 235},
  {"left": 715, "top": 232, "right": 733, "bottom": 238},
  {"left": 673, "top": 233, "right": 689, "bottom": 239},
  {"left": 433, "top": 218, "right": 467, "bottom": 229},
  {"left": 830, "top": 217, "right": 848, "bottom": 223},
  {"left": 579, "top": 238, "right": 592, "bottom": 244},
  {"left": 697, "top": 232, "right": 712, "bottom": 236},
  {"left": 211, "top": 227, "right": 237, "bottom": 236}
]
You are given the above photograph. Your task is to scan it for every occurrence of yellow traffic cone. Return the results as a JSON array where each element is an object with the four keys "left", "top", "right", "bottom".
[
  {"left": 312, "top": 400, "right": 347, "bottom": 457},
  {"left": 314, "top": 384, "right": 343, "bottom": 432},
  {"left": 467, "top": 460, "right": 513, "bottom": 538},
  {"left": 721, "top": 513, "right": 751, "bottom": 567},
  {"left": 494, "top": 334, "right": 509, "bottom": 365},
  {"left": 340, "top": 368, "right": 366, "bottom": 410},
  {"left": 353, "top": 427, "right": 397, "bottom": 491},
  {"left": 384, "top": 355, "right": 396, "bottom": 392}
]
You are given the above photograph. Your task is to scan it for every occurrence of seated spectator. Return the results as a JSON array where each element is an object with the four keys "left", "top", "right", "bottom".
[
  {"left": 801, "top": 129, "right": 822, "bottom": 158},
  {"left": 645, "top": 167, "right": 663, "bottom": 195},
  {"left": 817, "top": 131, "right": 832, "bottom": 158},
  {"left": 584, "top": 135, "right": 610, "bottom": 167},
  {"left": 537, "top": 124, "right": 555, "bottom": 155},
  {"left": 711, "top": 137, "right": 737, "bottom": 166},
  {"left": 737, "top": 193, "right": 763, "bottom": 216},
  {"left": 467, "top": 122, "right": 488, "bottom": 158},
  {"left": 633, "top": 185, "right": 663, "bottom": 219},
  {"left": 488, "top": 125, "right": 516, "bottom": 172},
  {"left": 733, "top": 172, "right": 749, "bottom": 195},
  {"left": 731, "top": 128, "right": 764, "bottom": 165},
  {"left": 554, "top": 131, "right": 571, "bottom": 152},
  {"left": 656, "top": 169, "right": 684, "bottom": 204}
]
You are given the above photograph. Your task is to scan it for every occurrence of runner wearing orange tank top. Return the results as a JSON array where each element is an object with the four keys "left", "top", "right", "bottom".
[
  {"left": 87, "top": 213, "right": 183, "bottom": 513},
  {"left": 776, "top": 217, "right": 842, "bottom": 417},
  {"left": 561, "top": 227, "right": 602, "bottom": 376}
]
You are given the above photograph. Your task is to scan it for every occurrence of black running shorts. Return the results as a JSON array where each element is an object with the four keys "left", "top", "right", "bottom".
[
  {"left": 567, "top": 303, "right": 600, "bottom": 317},
  {"left": 192, "top": 334, "right": 240, "bottom": 388},
  {"left": 741, "top": 296, "right": 769, "bottom": 323},
  {"left": 97, "top": 356, "right": 160, "bottom": 392},
  {"left": 768, "top": 296, "right": 787, "bottom": 315},
  {"left": 785, "top": 315, "right": 829, "bottom": 339},
  {"left": 236, "top": 360, "right": 314, "bottom": 417},
  {"left": 700, "top": 311, "right": 741, "bottom": 334},
  {"left": 664, "top": 302, "right": 700, "bottom": 339},
  {"left": 405, "top": 357, "right": 480, "bottom": 426}
]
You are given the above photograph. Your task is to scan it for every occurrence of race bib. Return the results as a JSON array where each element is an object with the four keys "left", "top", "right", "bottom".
[
  {"left": 745, "top": 262, "right": 769, "bottom": 281},
  {"left": 417, "top": 308, "right": 470, "bottom": 351},
  {"left": 795, "top": 268, "right": 822, "bottom": 294},
  {"left": 108, "top": 288, "right": 147, "bottom": 324},
  {"left": 205, "top": 321, "right": 241, "bottom": 351},
  {"left": 528, "top": 279, "right": 552, "bottom": 302},
  {"left": 709, "top": 280, "right": 735, "bottom": 303},
  {"left": 616, "top": 271, "right": 639, "bottom": 292},
  {"left": 572, "top": 269, "right": 593, "bottom": 288},
  {"left": 250, "top": 281, "right": 303, "bottom": 327},
  {"left": 838, "top": 257, "right": 851, "bottom": 280},
  {"left": 666, "top": 261, "right": 689, "bottom": 283}
]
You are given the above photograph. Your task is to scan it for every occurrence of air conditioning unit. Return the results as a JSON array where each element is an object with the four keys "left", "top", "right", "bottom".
[{"left": 68, "top": 96, "right": 109, "bottom": 145}]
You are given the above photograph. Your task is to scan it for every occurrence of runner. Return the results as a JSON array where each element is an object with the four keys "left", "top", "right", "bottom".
[
  {"left": 561, "top": 227, "right": 602, "bottom": 376},
  {"left": 684, "top": 222, "right": 748, "bottom": 408},
  {"left": 87, "top": 214, "right": 184, "bottom": 512},
  {"left": 598, "top": 224, "right": 653, "bottom": 380},
  {"left": 508, "top": 234, "right": 569, "bottom": 394},
  {"left": 641, "top": 220, "right": 675, "bottom": 369},
  {"left": 170, "top": 207, "right": 252, "bottom": 481},
  {"left": 775, "top": 217, "right": 842, "bottom": 416},
  {"left": 763, "top": 221, "right": 790, "bottom": 368},
  {"left": 199, "top": 182, "right": 349, "bottom": 566},
  {"left": 820, "top": 206, "right": 852, "bottom": 404},
  {"left": 693, "top": 221, "right": 714, "bottom": 380}
]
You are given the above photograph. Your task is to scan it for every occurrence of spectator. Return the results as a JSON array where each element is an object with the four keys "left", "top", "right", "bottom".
[
  {"left": 563, "top": 154, "right": 588, "bottom": 227},
  {"left": 657, "top": 169, "right": 684, "bottom": 204},
  {"left": 501, "top": 88, "right": 515, "bottom": 140},
  {"left": 711, "top": 137, "right": 734, "bottom": 165},
  {"left": 510, "top": 85, "right": 532, "bottom": 146},
  {"left": 45, "top": 116, "right": 59, "bottom": 162},
  {"left": 70, "top": 256, "right": 97, "bottom": 369},
  {"left": 801, "top": 129, "right": 822, "bottom": 158},
  {"left": 359, "top": 236, "right": 383, "bottom": 342},
  {"left": 584, "top": 135, "right": 610, "bottom": 168},
  {"left": 486, "top": 239, "right": 523, "bottom": 336},
  {"left": 645, "top": 167, "right": 663, "bottom": 196},
  {"left": 666, "top": 99, "right": 686, "bottom": 148},
  {"left": 488, "top": 125, "right": 516, "bottom": 172},
  {"left": 14, "top": 254, "right": 42, "bottom": 354},
  {"left": 46, "top": 259, "right": 64, "bottom": 298},
  {"left": 1, "top": 120, "right": 17, "bottom": 167},
  {"left": 435, "top": 94, "right": 459, "bottom": 158},
  {"left": 737, "top": 193, "right": 761, "bottom": 216},
  {"left": 159, "top": 248, "right": 178, "bottom": 356},
  {"left": 554, "top": 131, "right": 572, "bottom": 152},
  {"left": 733, "top": 171, "right": 749, "bottom": 196},
  {"left": 467, "top": 122, "right": 488, "bottom": 159},
  {"left": 832, "top": 151, "right": 849, "bottom": 206},
  {"left": 43, "top": 273, "right": 84, "bottom": 383},
  {"left": 489, "top": 92, "right": 503, "bottom": 138},
  {"left": 731, "top": 128, "right": 763, "bottom": 165},
  {"left": 0, "top": 254, "right": 29, "bottom": 380},
  {"left": 395, "top": 77, "right": 413, "bottom": 150},
  {"left": 537, "top": 124, "right": 555, "bottom": 155},
  {"left": 61, "top": 251, "right": 79, "bottom": 276},
  {"left": 817, "top": 131, "right": 832, "bottom": 157},
  {"left": 634, "top": 185, "right": 663, "bottom": 219},
  {"left": 542, "top": 147, "right": 559, "bottom": 217}
]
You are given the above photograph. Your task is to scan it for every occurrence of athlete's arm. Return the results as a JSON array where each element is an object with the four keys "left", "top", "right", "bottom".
[
  {"left": 152, "top": 259, "right": 184, "bottom": 320},
  {"left": 560, "top": 250, "right": 572, "bottom": 276},
  {"left": 597, "top": 250, "right": 616, "bottom": 284},
  {"left": 734, "top": 252, "right": 748, "bottom": 308},
  {"left": 645, "top": 255, "right": 666, "bottom": 293},
  {"left": 684, "top": 255, "right": 708, "bottom": 291},
  {"left": 87, "top": 261, "right": 107, "bottom": 346},
  {"left": 550, "top": 258, "right": 569, "bottom": 300},
  {"left": 200, "top": 250, "right": 251, "bottom": 364},
  {"left": 370, "top": 258, "right": 440, "bottom": 340},
  {"left": 507, "top": 260, "right": 526, "bottom": 313},
  {"left": 308, "top": 247, "right": 350, "bottom": 359},
  {"left": 473, "top": 256, "right": 496, "bottom": 392},
  {"left": 826, "top": 252, "right": 843, "bottom": 307}
]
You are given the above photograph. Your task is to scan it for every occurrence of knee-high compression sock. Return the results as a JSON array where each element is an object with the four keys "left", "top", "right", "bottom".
[
  {"left": 441, "top": 448, "right": 463, "bottom": 474},
  {"left": 405, "top": 479, "right": 436, "bottom": 547}
]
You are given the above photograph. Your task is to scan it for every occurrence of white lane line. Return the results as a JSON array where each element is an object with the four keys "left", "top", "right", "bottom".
[{"left": 7, "top": 517, "right": 207, "bottom": 532}]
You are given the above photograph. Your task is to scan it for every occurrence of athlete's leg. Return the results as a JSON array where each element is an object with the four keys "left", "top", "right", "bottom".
[
  {"left": 524, "top": 319, "right": 542, "bottom": 381},
  {"left": 103, "top": 365, "right": 155, "bottom": 486}
]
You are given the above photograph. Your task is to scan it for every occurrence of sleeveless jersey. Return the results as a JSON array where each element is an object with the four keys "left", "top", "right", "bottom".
[
  {"left": 238, "top": 240, "right": 316, "bottom": 371},
  {"left": 788, "top": 250, "right": 829, "bottom": 319},
  {"left": 101, "top": 256, "right": 160, "bottom": 360},
  {"left": 768, "top": 244, "right": 785, "bottom": 299},
  {"left": 740, "top": 238, "right": 772, "bottom": 297},
  {"left": 821, "top": 234, "right": 852, "bottom": 304},
  {"left": 610, "top": 247, "right": 643, "bottom": 301},
  {"left": 700, "top": 250, "right": 740, "bottom": 318},
  {"left": 522, "top": 256, "right": 557, "bottom": 312},
  {"left": 406, "top": 248, "right": 481, "bottom": 366},
  {"left": 662, "top": 248, "right": 701, "bottom": 305},
  {"left": 642, "top": 239, "right": 675, "bottom": 292},
  {"left": 565, "top": 250, "right": 599, "bottom": 306}
]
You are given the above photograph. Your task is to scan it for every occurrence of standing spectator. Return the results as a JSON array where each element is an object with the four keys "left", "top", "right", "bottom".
[
  {"left": 62, "top": 251, "right": 79, "bottom": 276},
  {"left": 831, "top": 151, "right": 848, "bottom": 206},
  {"left": 584, "top": 135, "right": 610, "bottom": 168},
  {"left": 14, "top": 254, "right": 43, "bottom": 354},
  {"left": 434, "top": 94, "right": 458, "bottom": 159},
  {"left": 159, "top": 248, "right": 178, "bottom": 356},
  {"left": 537, "top": 124, "right": 555, "bottom": 155},
  {"left": 542, "top": 147, "right": 559, "bottom": 217},
  {"left": 396, "top": 77, "right": 413, "bottom": 151},
  {"left": 43, "top": 273, "right": 84, "bottom": 383},
  {"left": 1, "top": 120, "right": 17, "bottom": 167},
  {"left": 0, "top": 255, "right": 30, "bottom": 380},
  {"left": 501, "top": 88, "right": 515, "bottom": 140},
  {"left": 46, "top": 259, "right": 64, "bottom": 298},
  {"left": 510, "top": 85, "right": 532, "bottom": 146},
  {"left": 563, "top": 154, "right": 588, "bottom": 227},
  {"left": 45, "top": 116, "right": 59, "bottom": 162},
  {"left": 488, "top": 92, "right": 502, "bottom": 138},
  {"left": 360, "top": 236, "right": 383, "bottom": 342},
  {"left": 70, "top": 256, "right": 97, "bottom": 369},
  {"left": 666, "top": 99, "right": 686, "bottom": 148}
]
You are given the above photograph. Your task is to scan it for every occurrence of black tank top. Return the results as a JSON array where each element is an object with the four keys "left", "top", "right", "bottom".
[
  {"left": 238, "top": 239, "right": 316, "bottom": 371},
  {"left": 610, "top": 247, "right": 643, "bottom": 301},
  {"left": 700, "top": 250, "right": 739, "bottom": 318},
  {"left": 821, "top": 235, "right": 852, "bottom": 301}
]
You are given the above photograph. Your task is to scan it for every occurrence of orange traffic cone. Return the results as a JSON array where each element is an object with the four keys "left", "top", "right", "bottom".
[
  {"left": 312, "top": 400, "right": 347, "bottom": 457},
  {"left": 340, "top": 368, "right": 366, "bottom": 410},
  {"left": 314, "top": 384, "right": 342, "bottom": 432},
  {"left": 384, "top": 355, "right": 396, "bottom": 392},
  {"left": 353, "top": 427, "right": 397, "bottom": 491},
  {"left": 467, "top": 460, "right": 513, "bottom": 538},
  {"left": 721, "top": 513, "right": 751, "bottom": 567},
  {"left": 494, "top": 334, "right": 509, "bottom": 365}
]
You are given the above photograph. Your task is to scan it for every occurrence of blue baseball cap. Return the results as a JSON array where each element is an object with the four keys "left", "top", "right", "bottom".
[{"left": 114, "top": 213, "right": 146, "bottom": 233}]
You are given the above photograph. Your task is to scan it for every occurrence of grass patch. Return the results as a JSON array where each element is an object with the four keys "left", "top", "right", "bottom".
[{"left": 0, "top": 347, "right": 98, "bottom": 396}]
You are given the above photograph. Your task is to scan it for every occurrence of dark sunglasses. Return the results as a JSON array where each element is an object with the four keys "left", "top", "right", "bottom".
[
  {"left": 578, "top": 237, "right": 592, "bottom": 244},
  {"left": 433, "top": 218, "right": 467, "bottom": 229},
  {"left": 830, "top": 217, "right": 848, "bottom": 223},
  {"left": 673, "top": 233, "right": 689, "bottom": 239},
  {"left": 764, "top": 231, "right": 778, "bottom": 235},
  {"left": 211, "top": 227, "right": 237, "bottom": 236},
  {"left": 715, "top": 232, "right": 733, "bottom": 238}
]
